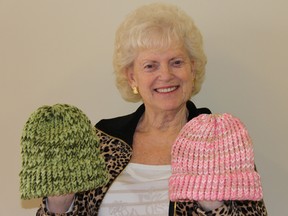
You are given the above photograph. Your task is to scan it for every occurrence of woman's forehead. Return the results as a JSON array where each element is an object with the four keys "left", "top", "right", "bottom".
[{"left": 135, "top": 46, "right": 189, "bottom": 62}]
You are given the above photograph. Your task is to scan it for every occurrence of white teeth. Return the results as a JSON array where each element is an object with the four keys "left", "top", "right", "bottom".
[{"left": 157, "top": 87, "right": 177, "bottom": 93}]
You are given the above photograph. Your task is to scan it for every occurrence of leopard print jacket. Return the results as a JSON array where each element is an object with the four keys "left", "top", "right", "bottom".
[{"left": 36, "top": 129, "right": 268, "bottom": 216}]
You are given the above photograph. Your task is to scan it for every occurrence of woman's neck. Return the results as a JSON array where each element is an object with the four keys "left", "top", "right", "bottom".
[{"left": 137, "top": 106, "right": 188, "bottom": 133}]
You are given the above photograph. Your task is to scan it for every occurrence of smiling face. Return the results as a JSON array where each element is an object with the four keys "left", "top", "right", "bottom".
[{"left": 127, "top": 45, "right": 195, "bottom": 113}]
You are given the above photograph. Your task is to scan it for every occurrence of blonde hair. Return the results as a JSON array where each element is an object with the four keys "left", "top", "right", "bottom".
[{"left": 113, "top": 3, "right": 207, "bottom": 102}]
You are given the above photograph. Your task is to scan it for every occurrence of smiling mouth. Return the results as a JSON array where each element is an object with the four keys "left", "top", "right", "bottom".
[{"left": 155, "top": 86, "right": 178, "bottom": 93}]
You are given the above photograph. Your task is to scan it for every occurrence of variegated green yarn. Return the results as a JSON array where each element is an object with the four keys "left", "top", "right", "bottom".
[{"left": 20, "top": 104, "right": 108, "bottom": 199}]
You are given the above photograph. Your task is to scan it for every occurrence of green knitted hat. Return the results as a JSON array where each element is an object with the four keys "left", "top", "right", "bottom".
[{"left": 19, "top": 104, "right": 109, "bottom": 199}]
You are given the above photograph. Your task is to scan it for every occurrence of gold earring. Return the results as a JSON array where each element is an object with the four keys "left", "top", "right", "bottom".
[{"left": 132, "top": 86, "right": 138, "bottom": 94}]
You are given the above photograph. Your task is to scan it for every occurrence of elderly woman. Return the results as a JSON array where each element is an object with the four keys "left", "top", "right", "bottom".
[{"left": 37, "top": 3, "right": 267, "bottom": 216}]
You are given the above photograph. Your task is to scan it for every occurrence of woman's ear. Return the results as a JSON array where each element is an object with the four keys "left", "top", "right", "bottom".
[
  {"left": 191, "top": 59, "right": 196, "bottom": 77},
  {"left": 126, "top": 67, "right": 137, "bottom": 86}
]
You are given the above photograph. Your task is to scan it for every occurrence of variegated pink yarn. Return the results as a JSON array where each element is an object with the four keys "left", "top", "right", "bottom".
[{"left": 169, "top": 113, "right": 263, "bottom": 201}]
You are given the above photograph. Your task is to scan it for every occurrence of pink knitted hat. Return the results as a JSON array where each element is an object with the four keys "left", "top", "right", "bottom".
[{"left": 169, "top": 113, "right": 263, "bottom": 201}]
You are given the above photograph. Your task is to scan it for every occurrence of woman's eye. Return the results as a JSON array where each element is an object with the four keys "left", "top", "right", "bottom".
[
  {"left": 172, "top": 60, "right": 184, "bottom": 67},
  {"left": 143, "top": 63, "right": 156, "bottom": 71},
  {"left": 144, "top": 64, "right": 153, "bottom": 69}
]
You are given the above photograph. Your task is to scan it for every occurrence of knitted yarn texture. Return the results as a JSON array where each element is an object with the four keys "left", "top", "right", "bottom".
[
  {"left": 169, "top": 113, "right": 263, "bottom": 201},
  {"left": 20, "top": 104, "right": 108, "bottom": 199}
]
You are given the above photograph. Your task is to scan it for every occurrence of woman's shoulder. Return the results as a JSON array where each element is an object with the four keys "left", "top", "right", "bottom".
[
  {"left": 186, "top": 101, "right": 211, "bottom": 120},
  {"left": 95, "top": 104, "right": 145, "bottom": 144},
  {"left": 96, "top": 104, "right": 144, "bottom": 129}
]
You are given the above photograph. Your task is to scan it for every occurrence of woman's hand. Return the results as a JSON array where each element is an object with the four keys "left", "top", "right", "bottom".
[
  {"left": 198, "top": 200, "right": 224, "bottom": 211},
  {"left": 47, "top": 193, "right": 75, "bottom": 213}
]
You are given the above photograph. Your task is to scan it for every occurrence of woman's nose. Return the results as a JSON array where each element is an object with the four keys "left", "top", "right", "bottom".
[{"left": 159, "top": 64, "right": 173, "bottom": 79}]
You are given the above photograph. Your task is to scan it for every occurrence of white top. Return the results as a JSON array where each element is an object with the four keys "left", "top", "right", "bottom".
[{"left": 98, "top": 163, "right": 171, "bottom": 216}]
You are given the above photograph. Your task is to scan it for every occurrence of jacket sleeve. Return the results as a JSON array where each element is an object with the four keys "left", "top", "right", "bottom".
[{"left": 173, "top": 199, "right": 268, "bottom": 215}]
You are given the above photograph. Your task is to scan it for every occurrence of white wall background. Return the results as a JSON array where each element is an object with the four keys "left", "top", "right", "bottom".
[{"left": 1, "top": 0, "right": 287, "bottom": 215}]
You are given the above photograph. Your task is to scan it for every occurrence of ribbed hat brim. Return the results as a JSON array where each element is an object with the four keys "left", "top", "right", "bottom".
[
  {"left": 169, "top": 171, "right": 263, "bottom": 201},
  {"left": 20, "top": 156, "right": 109, "bottom": 199}
]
